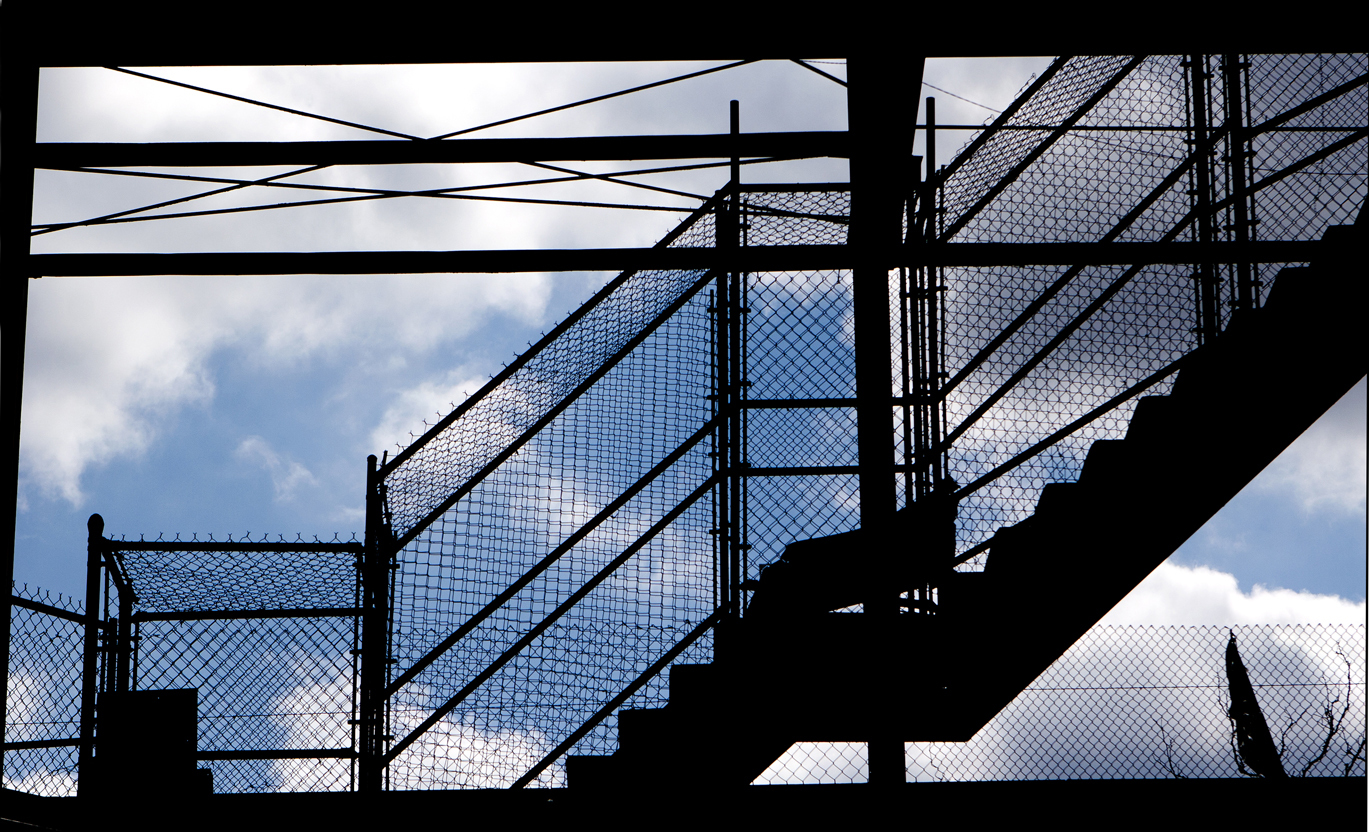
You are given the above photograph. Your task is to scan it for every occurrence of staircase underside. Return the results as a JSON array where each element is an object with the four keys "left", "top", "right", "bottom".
[{"left": 569, "top": 220, "right": 1367, "bottom": 788}]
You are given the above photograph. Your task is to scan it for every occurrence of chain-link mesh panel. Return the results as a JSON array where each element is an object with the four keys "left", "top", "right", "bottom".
[
  {"left": 4, "top": 585, "right": 84, "bottom": 796},
  {"left": 96, "top": 540, "right": 362, "bottom": 793},
  {"left": 935, "top": 54, "right": 1366, "bottom": 567},
  {"left": 753, "top": 624, "right": 1367, "bottom": 783},
  {"left": 133, "top": 615, "right": 356, "bottom": 793},
  {"left": 380, "top": 201, "right": 721, "bottom": 541},
  {"left": 386, "top": 287, "right": 715, "bottom": 789},
  {"left": 110, "top": 539, "right": 359, "bottom": 614},
  {"left": 385, "top": 190, "right": 853, "bottom": 789}
]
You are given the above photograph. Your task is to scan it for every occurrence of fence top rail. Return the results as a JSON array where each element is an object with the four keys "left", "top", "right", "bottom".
[{"left": 101, "top": 538, "right": 363, "bottom": 554}]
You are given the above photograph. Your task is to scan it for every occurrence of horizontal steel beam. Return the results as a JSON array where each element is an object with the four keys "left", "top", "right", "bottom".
[
  {"left": 1, "top": 738, "right": 80, "bottom": 751},
  {"left": 131, "top": 607, "right": 360, "bottom": 622},
  {"left": 29, "top": 241, "right": 1322, "bottom": 277},
  {"left": 35, "top": 132, "right": 849, "bottom": 169},
  {"left": 197, "top": 748, "right": 357, "bottom": 761}
]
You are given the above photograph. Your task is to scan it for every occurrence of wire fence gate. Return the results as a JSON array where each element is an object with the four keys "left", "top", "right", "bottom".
[{"left": 4, "top": 53, "right": 1366, "bottom": 793}]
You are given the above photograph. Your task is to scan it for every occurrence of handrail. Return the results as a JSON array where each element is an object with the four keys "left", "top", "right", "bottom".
[
  {"left": 383, "top": 474, "right": 719, "bottom": 765},
  {"left": 386, "top": 415, "right": 722, "bottom": 697}
]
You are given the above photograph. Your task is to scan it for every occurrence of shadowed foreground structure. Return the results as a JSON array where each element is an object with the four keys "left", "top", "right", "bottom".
[{"left": 2, "top": 14, "right": 1366, "bottom": 828}]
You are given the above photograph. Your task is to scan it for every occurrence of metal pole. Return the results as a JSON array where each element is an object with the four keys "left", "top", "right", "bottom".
[
  {"left": 360, "top": 454, "right": 387, "bottom": 792},
  {"left": 728, "top": 100, "right": 743, "bottom": 624},
  {"left": 79, "top": 514, "right": 105, "bottom": 796},
  {"left": 1189, "top": 55, "right": 1221, "bottom": 343},
  {"left": 0, "top": 37, "right": 40, "bottom": 787},
  {"left": 1223, "top": 53, "right": 1255, "bottom": 313},
  {"left": 848, "top": 50, "right": 924, "bottom": 787}
]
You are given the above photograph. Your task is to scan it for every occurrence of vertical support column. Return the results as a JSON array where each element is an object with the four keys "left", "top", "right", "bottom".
[
  {"left": 1188, "top": 55, "right": 1222, "bottom": 344},
  {"left": 359, "top": 454, "right": 389, "bottom": 792},
  {"left": 727, "top": 101, "right": 745, "bottom": 627},
  {"left": 1223, "top": 53, "right": 1256, "bottom": 313},
  {"left": 79, "top": 514, "right": 105, "bottom": 796},
  {"left": 848, "top": 50, "right": 924, "bottom": 787},
  {"left": 0, "top": 33, "right": 40, "bottom": 786},
  {"left": 713, "top": 101, "right": 742, "bottom": 654}
]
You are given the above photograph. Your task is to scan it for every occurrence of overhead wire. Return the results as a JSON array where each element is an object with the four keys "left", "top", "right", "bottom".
[
  {"left": 34, "top": 158, "right": 789, "bottom": 233},
  {"left": 44, "top": 61, "right": 758, "bottom": 236}
]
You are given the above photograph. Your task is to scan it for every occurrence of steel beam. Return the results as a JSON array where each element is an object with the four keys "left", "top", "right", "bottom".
[
  {"left": 35, "top": 132, "right": 849, "bottom": 169},
  {"left": 28, "top": 241, "right": 1321, "bottom": 277}
]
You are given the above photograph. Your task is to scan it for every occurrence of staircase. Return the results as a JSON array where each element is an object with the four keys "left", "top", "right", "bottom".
[{"left": 567, "top": 220, "right": 1366, "bottom": 788}]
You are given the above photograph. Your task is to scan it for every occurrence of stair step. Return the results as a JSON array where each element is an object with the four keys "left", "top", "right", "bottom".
[
  {"left": 983, "top": 517, "right": 1036, "bottom": 577},
  {"left": 1080, "top": 439, "right": 1128, "bottom": 484},
  {"left": 1034, "top": 482, "right": 1079, "bottom": 519},
  {"left": 616, "top": 707, "right": 672, "bottom": 748},
  {"left": 564, "top": 753, "right": 619, "bottom": 789},
  {"left": 668, "top": 663, "right": 718, "bottom": 707},
  {"left": 1124, "top": 395, "right": 1174, "bottom": 443}
]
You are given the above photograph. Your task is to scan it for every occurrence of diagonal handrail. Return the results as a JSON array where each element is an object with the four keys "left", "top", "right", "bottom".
[
  {"left": 385, "top": 414, "right": 721, "bottom": 697},
  {"left": 935, "top": 71, "right": 1369, "bottom": 404},
  {"left": 383, "top": 474, "right": 719, "bottom": 764},
  {"left": 386, "top": 266, "right": 719, "bottom": 552},
  {"left": 938, "top": 56, "right": 1147, "bottom": 242},
  {"left": 935, "top": 57, "right": 1069, "bottom": 186},
  {"left": 938, "top": 125, "right": 1368, "bottom": 456},
  {"left": 380, "top": 190, "right": 724, "bottom": 483}
]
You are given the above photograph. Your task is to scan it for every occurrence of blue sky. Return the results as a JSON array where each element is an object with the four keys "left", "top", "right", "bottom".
[{"left": 14, "top": 58, "right": 1366, "bottom": 624}]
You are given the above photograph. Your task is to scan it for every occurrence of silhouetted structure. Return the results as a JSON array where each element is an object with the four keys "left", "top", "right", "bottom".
[{"left": 2, "top": 19, "right": 1366, "bottom": 822}]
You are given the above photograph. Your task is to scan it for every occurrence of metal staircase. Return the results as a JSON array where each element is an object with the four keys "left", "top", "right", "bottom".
[{"left": 566, "top": 219, "right": 1367, "bottom": 788}]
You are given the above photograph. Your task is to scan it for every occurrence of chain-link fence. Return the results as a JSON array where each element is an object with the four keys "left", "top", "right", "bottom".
[
  {"left": 4, "top": 584, "right": 84, "bottom": 796},
  {"left": 936, "top": 54, "right": 1366, "bottom": 569},
  {"left": 8, "top": 54, "right": 1361, "bottom": 796},
  {"left": 755, "top": 624, "right": 1367, "bottom": 783},
  {"left": 380, "top": 190, "right": 851, "bottom": 789},
  {"left": 371, "top": 53, "right": 1364, "bottom": 789},
  {"left": 107, "top": 538, "right": 362, "bottom": 793}
]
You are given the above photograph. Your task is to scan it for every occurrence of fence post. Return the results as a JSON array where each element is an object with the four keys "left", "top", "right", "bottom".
[
  {"left": 78, "top": 513, "right": 104, "bottom": 796},
  {"left": 359, "top": 455, "right": 388, "bottom": 792},
  {"left": 115, "top": 581, "right": 132, "bottom": 694}
]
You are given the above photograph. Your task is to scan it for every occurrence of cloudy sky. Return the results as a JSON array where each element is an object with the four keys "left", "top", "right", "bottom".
[{"left": 15, "top": 58, "right": 1365, "bottom": 627}]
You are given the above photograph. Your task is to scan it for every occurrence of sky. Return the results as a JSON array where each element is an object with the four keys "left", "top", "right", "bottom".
[{"left": 14, "top": 57, "right": 1366, "bottom": 629}]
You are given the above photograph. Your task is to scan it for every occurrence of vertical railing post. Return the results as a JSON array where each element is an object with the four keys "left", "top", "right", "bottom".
[
  {"left": 359, "top": 454, "right": 389, "bottom": 792},
  {"left": 79, "top": 514, "right": 104, "bottom": 796},
  {"left": 713, "top": 101, "right": 741, "bottom": 655},
  {"left": 1188, "top": 55, "right": 1222, "bottom": 344},
  {"left": 1223, "top": 53, "right": 1257, "bottom": 314}
]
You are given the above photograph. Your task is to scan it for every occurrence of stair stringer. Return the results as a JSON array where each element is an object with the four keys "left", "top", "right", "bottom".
[
  {"left": 946, "top": 222, "right": 1367, "bottom": 736},
  {"left": 565, "top": 222, "right": 1365, "bottom": 788}
]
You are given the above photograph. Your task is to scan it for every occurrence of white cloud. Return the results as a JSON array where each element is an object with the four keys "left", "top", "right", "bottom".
[
  {"left": 369, "top": 371, "right": 489, "bottom": 457},
  {"left": 1102, "top": 561, "right": 1366, "bottom": 626},
  {"left": 20, "top": 273, "right": 552, "bottom": 507},
  {"left": 1257, "top": 378, "right": 1367, "bottom": 516},
  {"left": 235, "top": 436, "right": 319, "bottom": 503}
]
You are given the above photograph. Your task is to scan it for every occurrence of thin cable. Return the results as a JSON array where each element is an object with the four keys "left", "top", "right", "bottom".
[
  {"left": 36, "top": 158, "right": 786, "bottom": 233},
  {"left": 31, "top": 164, "right": 328, "bottom": 236},
  {"left": 40, "top": 64, "right": 763, "bottom": 237},
  {"left": 107, "top": 67, "right": 424, "bottom": 140},
  {"left": 518, "top": 161, "right": 707, "bottom": 201},
  {"left": 924, "top": 81, "right": 1002, "bottom": 113},
  {"left": 36, "top": 190, "right": 697, "bottom": 230},
  {"left": 429, "top": 59, "right": 758, "bottom": 140},
  {"left": 790, "top": 59, "right": 846, "bottom": 87}
]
